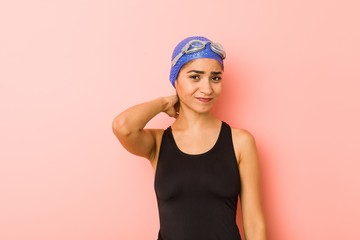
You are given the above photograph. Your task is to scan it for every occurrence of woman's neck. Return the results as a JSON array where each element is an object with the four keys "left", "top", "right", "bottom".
[{"left": 172, "top": 107, "right": 220, "bottom": 131}]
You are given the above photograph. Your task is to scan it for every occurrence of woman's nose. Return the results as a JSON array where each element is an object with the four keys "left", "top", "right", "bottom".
[{"left": 199, "top": 79, "right": 213, "bottom": 95}]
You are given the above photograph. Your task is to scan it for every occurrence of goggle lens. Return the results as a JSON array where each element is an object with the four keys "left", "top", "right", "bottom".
[{"left": 189, "top": 41, "right": 205, "bottom": 48}]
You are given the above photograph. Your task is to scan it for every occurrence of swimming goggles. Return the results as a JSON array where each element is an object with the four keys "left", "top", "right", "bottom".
[{"left": 171, "top": 39, "right": 226, "bottom": 67}]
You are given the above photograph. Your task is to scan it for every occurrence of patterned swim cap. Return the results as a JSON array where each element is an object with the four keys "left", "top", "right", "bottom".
[{"left": 169, "top": 36, "right": 225, "bottom": 87}]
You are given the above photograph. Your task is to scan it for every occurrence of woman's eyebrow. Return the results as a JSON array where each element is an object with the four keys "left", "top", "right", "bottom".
[
  {"left": 186, "top": 70, "right": 223, "bottom": 75},
  {"left": 187, "top": 70, "right": 205, "bottom": 74},
  {"left": 211, "top": 71, "right": 222, "bottom": 75}
]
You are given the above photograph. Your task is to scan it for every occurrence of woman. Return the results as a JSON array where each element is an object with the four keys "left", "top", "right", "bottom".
[{"left": 112, "top": 36, "right": 266, "bottom": 240}]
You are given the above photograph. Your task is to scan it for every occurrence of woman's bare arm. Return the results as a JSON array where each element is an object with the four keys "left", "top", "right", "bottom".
[
  {"left": 112, "top": 95, "right": 178, "bottom": 161},
  {"left": 233, "top": 129, "right": 267, "bottom": 240}
]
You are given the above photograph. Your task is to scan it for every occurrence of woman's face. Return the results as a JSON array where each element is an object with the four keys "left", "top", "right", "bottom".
[{"left": 175, "top": 58, "right": 223, "bottom": 114}]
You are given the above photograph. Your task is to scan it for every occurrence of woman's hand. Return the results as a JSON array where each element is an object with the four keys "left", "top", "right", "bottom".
[{"left": 162, "top": 95, "right": 179, "bottom": 118}]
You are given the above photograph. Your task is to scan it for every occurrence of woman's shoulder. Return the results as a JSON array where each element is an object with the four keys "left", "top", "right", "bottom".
[
  {"left": 228, "top": 125, "right": 257, "bottom": 162},
  {"left": 230, "top": 126, "right": 256, "bottom": 144}
]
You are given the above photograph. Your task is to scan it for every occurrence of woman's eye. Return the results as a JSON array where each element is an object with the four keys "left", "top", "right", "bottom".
[
  {"left": 212, "top": 76, "right": 222, "bottom": 82},
  {"left": 189, "top": 75, "right": 200, "bottom": 80}
]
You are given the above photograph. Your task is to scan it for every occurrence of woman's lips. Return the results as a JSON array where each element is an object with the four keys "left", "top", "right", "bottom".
[{"left": 196, "top": 97, "right": 213, "bottom": 103}]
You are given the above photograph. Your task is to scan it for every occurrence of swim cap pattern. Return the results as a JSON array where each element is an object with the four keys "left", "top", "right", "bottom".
[{"left": 169, "top": 36, "right": 224, "bottom": 87}]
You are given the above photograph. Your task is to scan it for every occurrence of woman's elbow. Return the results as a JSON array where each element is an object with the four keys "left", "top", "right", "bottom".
[{"left": 112, "top": 116, "right": 132, "bottom": 138}]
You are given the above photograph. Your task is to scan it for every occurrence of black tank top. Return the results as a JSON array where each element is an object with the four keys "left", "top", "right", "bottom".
[{"left": 155, "top": 121, "right": 241, "bottom": 240}]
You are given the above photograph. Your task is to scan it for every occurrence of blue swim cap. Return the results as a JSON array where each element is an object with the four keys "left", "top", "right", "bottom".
[{"left": 169, "top": 36, "right": 225, "bottom": 87}]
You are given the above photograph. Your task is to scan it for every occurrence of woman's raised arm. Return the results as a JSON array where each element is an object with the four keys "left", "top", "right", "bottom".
[{"left": 112, "top": 95, "right": 178, "bottom": 161}]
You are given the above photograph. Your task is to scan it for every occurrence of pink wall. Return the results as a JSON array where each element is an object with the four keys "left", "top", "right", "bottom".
[{"left": 1, "top": 0, "right": 359, "bottom": 239}]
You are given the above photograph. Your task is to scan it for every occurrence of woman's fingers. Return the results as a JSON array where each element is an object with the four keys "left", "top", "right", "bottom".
[{"left": 165, "top": 107, "right": 178, "bottom": 118}]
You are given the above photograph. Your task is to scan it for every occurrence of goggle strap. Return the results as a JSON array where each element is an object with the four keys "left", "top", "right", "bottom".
[{"left": 172, "top": 40, "right": 226, "bottom": 66}]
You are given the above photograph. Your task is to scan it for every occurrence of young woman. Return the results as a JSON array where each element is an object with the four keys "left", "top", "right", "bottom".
[{"left": 112, "top": 36, "right": 267, "bottom": 240}]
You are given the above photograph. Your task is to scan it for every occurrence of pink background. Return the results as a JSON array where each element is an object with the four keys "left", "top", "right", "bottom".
[{"left": 1, "top": 0, "right": 359, "bottom": 239}]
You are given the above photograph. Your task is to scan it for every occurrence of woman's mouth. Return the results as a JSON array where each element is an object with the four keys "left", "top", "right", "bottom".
[{"left": 195, "top": 97, "right": 213, "bottom": 103}]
